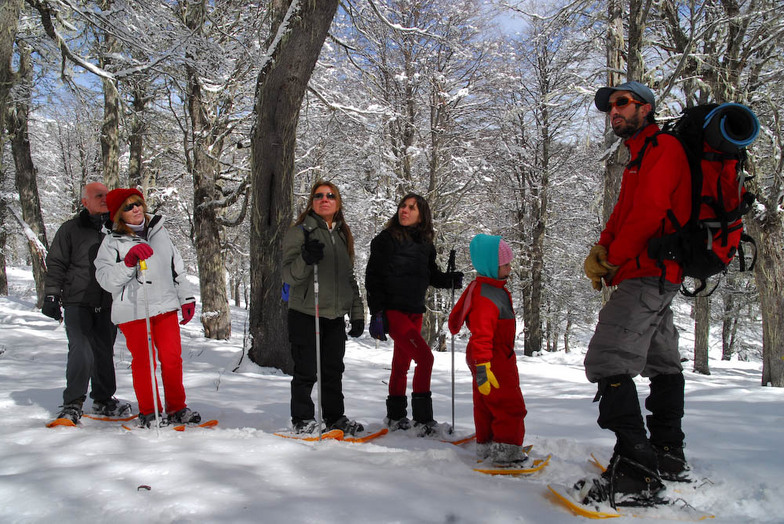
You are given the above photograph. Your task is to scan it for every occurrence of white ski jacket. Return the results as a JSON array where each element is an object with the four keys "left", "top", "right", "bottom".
[{"left": 95, "top": 215, "right": 194, "bottom": 325}]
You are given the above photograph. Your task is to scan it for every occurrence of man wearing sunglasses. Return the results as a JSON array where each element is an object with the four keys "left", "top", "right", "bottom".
[
  {"left": 43, "top": 182, "right": 130, "bottom": 425},
  {"left": 578, "top": 81, "right": 692, "bottom": 507}
]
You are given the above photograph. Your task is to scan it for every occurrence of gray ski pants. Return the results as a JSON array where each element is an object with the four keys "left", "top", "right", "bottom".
[{"left": 584, "top": 277, "right": 682, "bottom": 383}]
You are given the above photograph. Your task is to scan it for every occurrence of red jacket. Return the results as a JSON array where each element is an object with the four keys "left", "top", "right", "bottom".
[
  {"left": 599, "top": 123, "right": 691, "bottom": 285},
  {"left": 449, "top": 277, "right": 516, "bottom": 364}
]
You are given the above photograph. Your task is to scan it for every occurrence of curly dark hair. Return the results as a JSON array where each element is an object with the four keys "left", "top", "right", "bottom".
[{"left": 385, "top": 193, "right": 434, "bottom": 243}]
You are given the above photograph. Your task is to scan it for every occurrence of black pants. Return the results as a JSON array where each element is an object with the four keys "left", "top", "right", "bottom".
[
  {"left": 288, "top": 309, "right": 346, "bottom": 424},
  {"left": 63, "top": 305, "right": 118, "bottom": 405}
]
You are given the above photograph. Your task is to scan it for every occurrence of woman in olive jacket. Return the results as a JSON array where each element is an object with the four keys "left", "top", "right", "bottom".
[{"left": 282, "top": 180, "right": 365, "bottom": 435}]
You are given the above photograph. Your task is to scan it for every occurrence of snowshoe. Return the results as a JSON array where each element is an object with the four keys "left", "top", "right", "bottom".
[
  {"left": 328, "top": 416, "right": 364, "bottom": 436},
  {"left": 92, "top": 397, "right": 132, "bottom": 417},
  {"left": 167, "top": 408, "right": 201, "bottom": 425}
]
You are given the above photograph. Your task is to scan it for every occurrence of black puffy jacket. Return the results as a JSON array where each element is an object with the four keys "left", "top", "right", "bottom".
[
  {"left": 365, "top": 228, "right": 452, "bottom": 315},
  {"left": 44, "top": 209, "right": 112, "bottom": 309}
]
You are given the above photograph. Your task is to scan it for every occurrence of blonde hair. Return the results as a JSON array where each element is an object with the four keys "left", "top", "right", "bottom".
[{"left": 112, "top": 196, "right": 149, "bottom": 236}]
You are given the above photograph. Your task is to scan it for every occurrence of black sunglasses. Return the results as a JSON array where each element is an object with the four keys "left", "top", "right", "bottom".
[
  {"left": 605, "top": 96, "right": 646, "bottom": 111},
  {"left": 123, "top": 201, "right": 143, "bottom": 212},
  {"left": 313, "top": 192, "right": 336, "bottom": 201}
]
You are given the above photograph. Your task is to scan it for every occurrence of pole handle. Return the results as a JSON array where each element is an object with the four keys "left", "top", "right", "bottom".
[
  {"left": 447, "top": 249, "right": 456, "bottom": 273},
  {"left": 139, "top": 259, "right": 148, "bottom": 271}
]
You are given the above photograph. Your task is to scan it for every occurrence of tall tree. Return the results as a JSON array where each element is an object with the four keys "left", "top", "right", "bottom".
[
  {"left": 0, "top": 0, "right": 23, "bottom": 296},
  {"left": 248, "top": 0, "right": 340, "bottom": 371},
  {"left": 7, "top": 41, "right": 47, "bottom": 305}
]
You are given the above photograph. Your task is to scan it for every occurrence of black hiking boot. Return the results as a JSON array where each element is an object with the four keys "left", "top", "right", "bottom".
[
  {"left": 328, "top": 416, "right": 364, "bottom": 436},
  {"left": 385, "top": 395, "right": 411, "bottom": 431},
  {"left": 137, "top": 412, "right": 168, "bottom": 428},
  {"left": 575, "top": 455, "right": 665, "bottom": 509},
  {"left": 168, "top": 407, "right": 201, "bottom": 425},
  {"left": 292, "top": 418, "right": 319, "bottom": 434},
  {"left": 92, "top": 397, "right": 132, "bottom": 417},
  {"left": 56, "top": 403, "right": 83, "bottom": 424},
  {"left": 653, "top": 444, "right": 691, "bottom": 481}
]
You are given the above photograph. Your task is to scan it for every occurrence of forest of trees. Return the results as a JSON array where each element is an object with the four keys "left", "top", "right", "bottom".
[{"left": 0, "top": 1, "right": 782, "bottom": 384}]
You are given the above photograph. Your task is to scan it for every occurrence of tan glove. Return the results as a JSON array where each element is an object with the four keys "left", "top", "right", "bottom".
[
  {"left": 584, "top": 245, "right": 609, "bottom": 280},
  {"left": 601, "top": 259, "right": 620, "bottom": 285}
]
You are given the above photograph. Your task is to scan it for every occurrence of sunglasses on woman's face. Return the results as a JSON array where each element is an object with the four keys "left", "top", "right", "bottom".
[
  {"left": 123, "top": 201, "right": 143, "bottom": 212},
  {"left": 313, "top": 192, "right": 336, "bottom": 201}
]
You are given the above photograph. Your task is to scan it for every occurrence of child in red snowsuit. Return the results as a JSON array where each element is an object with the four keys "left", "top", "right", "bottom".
[{"left": 449, "top": 234, "right": 527, "bottom": 465}]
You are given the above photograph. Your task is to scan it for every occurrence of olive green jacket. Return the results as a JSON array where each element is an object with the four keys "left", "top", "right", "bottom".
[{"left": 282, "top": 212, "right": 364, "bottom": 321}]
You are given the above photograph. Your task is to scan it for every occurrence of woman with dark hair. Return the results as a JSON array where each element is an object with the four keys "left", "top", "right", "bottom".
[
  {"left": 365, "top": 193, "right": 463, "bottom": 436},
  {"left": 94, "top": 188, "right": 199, "bottom": 428},
  {"left": 282, "top": 180, "right": 365, "bottom": 435}
]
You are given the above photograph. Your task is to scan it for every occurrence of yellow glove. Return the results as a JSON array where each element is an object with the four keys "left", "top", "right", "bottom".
[
  {"left": 584, "top": 244, "right": 609, "bottom": 279},
  {"left": 475, "top": 362, "right": 499, "bottom": 395}
]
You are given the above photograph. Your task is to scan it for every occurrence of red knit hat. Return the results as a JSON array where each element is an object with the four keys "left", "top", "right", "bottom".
[{"left": 106, "top": 188, "right": 144, "bottom": 221}]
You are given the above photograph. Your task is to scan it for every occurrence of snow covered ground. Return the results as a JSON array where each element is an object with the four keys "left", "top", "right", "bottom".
[{"left": 1, "top": 266, "right": 782, "bottom": 523}]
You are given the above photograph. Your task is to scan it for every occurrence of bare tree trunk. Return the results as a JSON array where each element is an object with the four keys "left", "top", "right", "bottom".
[
  {"left": 0, "top": 0, "right": 22, "bottom": 295},
  {"left": 248, "top": 0, "right": 339, "bottom": 372},
  {"left": 747, "top": 215, "right": 784, "bottom": 386},
  {"left": 721, "top": 277, "right": 737, "bottom": 360},
  {"left": 98, "top": 0, "right": 120, "bottom": 189},
  {"left": 693, "top": 295, "right": 711, "bottom": 375},
  {"left": 128, "top": 82, "right": 147, "bottom": 188},
  {"left": 7, "top": 42, "right": 47, "bottom": 306},
  {"left": 183, "top": 0, "right": 231, "bottom": 340},
  {"left": 600, "top": 0, "right": 627, "bottom": 228}
]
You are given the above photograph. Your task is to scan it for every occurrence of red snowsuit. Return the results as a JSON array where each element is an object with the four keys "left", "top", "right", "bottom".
[{"left": 449, "top": 276, "right": 526, "bottom": 445}]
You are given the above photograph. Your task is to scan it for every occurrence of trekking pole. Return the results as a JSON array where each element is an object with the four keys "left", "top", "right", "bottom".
[
  {"left": 139, "top": 259, "right": 161, "bottom": 437},
  {"left": 447, "top": 249, "right": 456, "bottom": 431},
  {"left": 313, "top": 263, "right": 323, "bottom": 441}
]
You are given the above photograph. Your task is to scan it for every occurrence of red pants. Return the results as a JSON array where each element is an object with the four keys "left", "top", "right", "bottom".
[
  {"left": 119, "top": 311, "right": 186, "bottom": 416},
  {"left": 386, "top": 310, "right": 434, "bottom": 396},
  {"left": 470, "top": 353, "right": 527, "bottom": 446}
]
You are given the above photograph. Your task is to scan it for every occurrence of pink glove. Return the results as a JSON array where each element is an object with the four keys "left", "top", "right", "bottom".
[
  {"left": 124, "top": 244, "right": 154, "bottom": 267},
  {"left": 180, "top": 302, "right": 195, "bottom": 325}
]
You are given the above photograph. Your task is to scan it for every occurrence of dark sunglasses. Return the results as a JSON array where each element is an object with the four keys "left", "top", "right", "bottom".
[
  {"left": 313, "top": 192, "right": 336, "bottom": 201},
  {"left": 123, "top": 201, "right": 143, "bottom": 212},
  {"left": 605, "top": 96, "right": 646, "bottom": 111}
]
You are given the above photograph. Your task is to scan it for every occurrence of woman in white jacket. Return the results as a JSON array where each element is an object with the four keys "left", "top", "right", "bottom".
[{"left": 95, "top": 188, "right": 199, "bottom": 428}]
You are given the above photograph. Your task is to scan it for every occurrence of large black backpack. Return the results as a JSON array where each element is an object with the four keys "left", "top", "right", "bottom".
[{"left": 640, "top": 103, "right": 760, "bottom": 296}]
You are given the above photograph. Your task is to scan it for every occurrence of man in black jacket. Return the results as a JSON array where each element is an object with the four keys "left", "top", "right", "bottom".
[{"left": 43, "top": 182, "right": 130, "bottom": 424}]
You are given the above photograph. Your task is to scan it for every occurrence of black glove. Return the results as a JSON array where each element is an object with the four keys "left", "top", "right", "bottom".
[
  {"left": 448, "top": 271, "right": 464, "bottom": 289},
  {"left": 369, "top": 311, "right": 388, "bottom": 341},
  {"left": 42, "top": 295, "right": 62, "bottom": 321},
  {"left": 348, "top": 318, "right": 364, "bottom": 338},
  {"left": 301, "top": 237, "right": 325, "bottom": 265}
]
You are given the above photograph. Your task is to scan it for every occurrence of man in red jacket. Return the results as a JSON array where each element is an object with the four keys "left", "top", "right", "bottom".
[{"left": 579, "top": 81, "right": 692, "bottom": 507}]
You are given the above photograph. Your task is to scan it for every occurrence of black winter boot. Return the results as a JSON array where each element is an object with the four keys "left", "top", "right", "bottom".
[
  {"left": 411, "top": 392, "right": 434, "bottom": 424},
  {"left": 607, "top": 454, "right": 665, "bottom": 507},
  {"left": 646, "top": 373, "right": 689, "bottom": 481},
  {"left": 411, "top": 392, "right": 451, "bottom": 437},
  {"left": 597, "top": 375, "right": 657, "bottom": 473},
  {"left": 385, "top": 395, "right": 411, "bottom": 431}
]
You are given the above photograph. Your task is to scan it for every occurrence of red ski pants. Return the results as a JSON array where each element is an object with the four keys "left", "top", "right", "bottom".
[
  {"left": 470, "top": 352, "right": 526, "bottom": 446},
  {"left": 119, "top": 311, "right": 187, "bottom": 416},
  {"left": 386, "top": 310, "right": 434, "bottom": 396}
]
